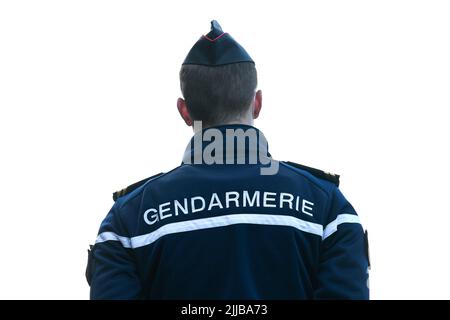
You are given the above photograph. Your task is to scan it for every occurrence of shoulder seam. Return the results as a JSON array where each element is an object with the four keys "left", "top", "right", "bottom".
[
  {"left": 282, "top": 161, "right": 340, "bottom": 186},
  {"left": 280, "top": 161, "right": 334, "bottom": 196},
  {"left": 116, "top": 164, "right": 186, "bottom": 209}
]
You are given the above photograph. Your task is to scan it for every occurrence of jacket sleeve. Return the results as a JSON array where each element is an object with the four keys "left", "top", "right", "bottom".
[
  {"left": 87, "top": 204, "right": 142, "bottom": 299},
  {"left": 314, "top": 187, "right": 370, "bottom": 299}
]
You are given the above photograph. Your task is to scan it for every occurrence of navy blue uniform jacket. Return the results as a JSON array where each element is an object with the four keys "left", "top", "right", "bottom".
[{"left": 87, "top": 125, "right": 369, "bottom": 299}]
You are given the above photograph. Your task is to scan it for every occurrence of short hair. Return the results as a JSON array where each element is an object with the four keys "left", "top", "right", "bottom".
[{"left": 179, "top": 62, "right": 257, "bottom": 127}]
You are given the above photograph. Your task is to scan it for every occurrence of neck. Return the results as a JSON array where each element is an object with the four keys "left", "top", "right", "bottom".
[{"left": 193, "top": 113, "right": 254, "bottom": 132}]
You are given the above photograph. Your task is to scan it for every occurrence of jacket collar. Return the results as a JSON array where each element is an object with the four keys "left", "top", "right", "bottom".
[{"left": 182, "top": 124, "right": 273, "bottom": 165}]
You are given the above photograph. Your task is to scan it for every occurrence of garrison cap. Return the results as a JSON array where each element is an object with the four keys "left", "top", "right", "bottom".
[{"left": 182, "top": 20, "right": 254, "bottom": 66}]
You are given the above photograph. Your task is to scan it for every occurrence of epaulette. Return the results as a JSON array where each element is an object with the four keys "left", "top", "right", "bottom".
[
  {"left": 113, "top": 172, "right": 164, "bottom": 201},
  {"left": 283, "top": 161, "right": 340, "bottom": 187}
]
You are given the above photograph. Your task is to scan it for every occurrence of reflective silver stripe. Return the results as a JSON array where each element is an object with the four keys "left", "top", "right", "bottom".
[
  {"left": 95, "top": 231, "right": 132, "bottom": 248},
  {"left": 323, "top": 214, "right": 361, "bottom": 240},
  {"left": 95, "top": 213, "right": 323, "bottom": 249},
  {"left": 96, "top": 213, "right": 362, "bottom": 249}
]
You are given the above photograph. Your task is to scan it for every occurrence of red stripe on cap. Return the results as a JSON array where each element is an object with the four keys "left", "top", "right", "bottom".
[{"left": 202, "top": 32, "right": 227, "bottom": 42}]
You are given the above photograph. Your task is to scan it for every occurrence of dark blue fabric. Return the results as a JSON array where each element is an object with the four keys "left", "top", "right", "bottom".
[
  {"left": 182, "top": 20, "right": 254, "bottom": 66},
  {"left": 89, "top": 125, "right": 369, "bottom": 299}
]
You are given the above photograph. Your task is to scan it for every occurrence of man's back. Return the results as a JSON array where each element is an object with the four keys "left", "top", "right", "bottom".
[
  {"left": 87, "top": 21, "right": 369, "bottom": 300},
  {"left": 88, "top": 125, "right": 369, "bottom": 299}
]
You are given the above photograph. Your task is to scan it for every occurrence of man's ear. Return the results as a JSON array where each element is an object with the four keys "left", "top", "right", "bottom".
[
  {"left": 177, "top": 98, "right": 193, "bottom": 126},
  {"left": 253, "top": 90, "right": 262, "bottom": 119}
]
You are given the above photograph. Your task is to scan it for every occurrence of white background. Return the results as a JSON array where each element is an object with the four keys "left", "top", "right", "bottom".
[{"left": 0, "top": 0, "right": 449, "bottom": 299}]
